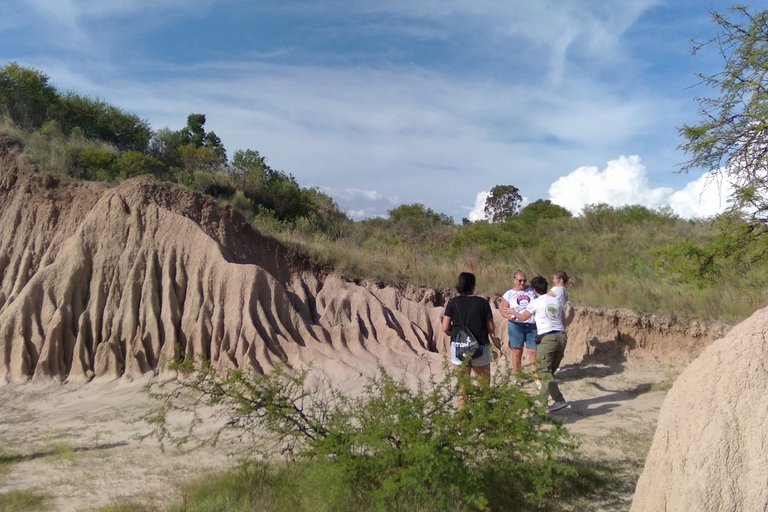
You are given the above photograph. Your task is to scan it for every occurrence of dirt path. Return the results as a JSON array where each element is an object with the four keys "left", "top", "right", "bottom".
[{"left": 0, "top": 357, "right": 673, "bottom": 511}]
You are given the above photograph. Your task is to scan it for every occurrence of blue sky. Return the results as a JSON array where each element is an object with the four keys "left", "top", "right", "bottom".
[{"left": 0, "top": 0, "right": 745, "bottom": 220}]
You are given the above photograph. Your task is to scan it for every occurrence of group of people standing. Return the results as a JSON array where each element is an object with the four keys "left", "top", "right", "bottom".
[{"left": 441, "top": 270, "right": 571, "bottom": 413}]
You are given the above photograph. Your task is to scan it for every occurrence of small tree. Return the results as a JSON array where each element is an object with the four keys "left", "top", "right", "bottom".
[
  {"left": 177, "top": 113, "right": 227, "bottom": 165},
  {"left": 678, "top": 6, "right": 768, "bottom": 224},
  {"left": 0, "top": 62, "right": 59, "bottom": 129},
  {"left": 484, "top": 185, "right": 522, "bottom": 223}
]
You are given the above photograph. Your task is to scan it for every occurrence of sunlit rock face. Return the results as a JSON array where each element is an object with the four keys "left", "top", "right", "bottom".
[{"left": 631, "top": 306, "right": 768, "bottom": 512}]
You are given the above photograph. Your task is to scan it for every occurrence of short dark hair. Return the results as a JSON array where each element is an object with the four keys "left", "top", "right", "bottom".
[
  {"left": 530, "top": 275, "right": 548, "bottom": 295},
  {"left": 456, "top": 272, "right": 476, "bottom": 295},
  {"left": 553, "top": 270, "right": 569, "bottom": 284}
]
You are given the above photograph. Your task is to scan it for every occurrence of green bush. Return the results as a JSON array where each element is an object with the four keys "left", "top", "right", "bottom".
[
  {"left": 74, "top": 146, "right": 117, "bottom": 180},
  {"left": 112, "top": 150, "right": 166, "bottom": 180},
  {"left": 146, "top": 363, "right": 578, "bottom": 511}
]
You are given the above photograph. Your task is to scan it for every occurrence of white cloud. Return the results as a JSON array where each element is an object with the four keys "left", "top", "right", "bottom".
[
  {"left": 468, "top": 191, "right": 489, "bottom": 221},
  {"left": 548, "top": 155, "right": 734, "bottom": 218},
  {"left": 667, "top": 171, "right": 735, "bottom": 218}
]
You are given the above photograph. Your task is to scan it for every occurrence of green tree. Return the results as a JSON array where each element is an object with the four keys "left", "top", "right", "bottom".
[
  {"left": 148, "top": 126, "right": 182, "bottom": 169},
  {"left": 55, "top": 93, "right": 152, "bottom": 152},
  {"left": 484, "top": 185, "right": 523, "bottom": 223},
  {"left": 0, "top": 62, "right": 59, "bottom": 129},
  {"left": 517, "top": 199, "right": 572, "bottom": 224},
  {"left": 112, "top": 150, "right": 166, "bottom": 179},
  {"left": 178, "top": 144, "right": 224, "bottom": 173},
  {"left": 387, "top": 203, "right": 452, "bottom": 225},
  {"left": 177, "top": 113, "right": 227, "bottom": 163},
  {"left": 73, "top": 146, "right": 117, "bottom": 180},
  {"left": 679, "top": 6, "right": 768, "bottom": 223},
  {"left": 231, "top": 148, "right": 268, "bottom": 175}
]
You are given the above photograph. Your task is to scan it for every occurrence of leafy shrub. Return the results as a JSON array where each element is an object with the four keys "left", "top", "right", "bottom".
[
  {"left": 516, "top": 199, "right": 572, "bottom": 224},
  {"left": 146, "top": 362, "right": 577, "bottom": 511},
  {"left": 55, "top": 92, "right": 152, "bottom": 152},
  {"left": 0, "top": 62, "right": 59, "bottom": 130},
  {"left": 74, "top": 146, "right": 117, "bottom": 180},
  {"left": 112, "top": 150, "right": 166, "bottom": 180}
]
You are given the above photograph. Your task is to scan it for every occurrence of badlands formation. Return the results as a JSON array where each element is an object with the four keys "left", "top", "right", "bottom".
[
  {"left": 3, "top": 136, "right": 762, "bottom": 511},
  {"left": 0, "top": 137, "right": 727, "bottom": 389}
]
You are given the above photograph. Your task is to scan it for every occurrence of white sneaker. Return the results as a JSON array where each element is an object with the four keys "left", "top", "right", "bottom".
[
  {"left": 535, "top": 380, "right": 542, "bottom": 391},
  {"left": 547, "top": 401, "right": 569, "bottom": 413}
]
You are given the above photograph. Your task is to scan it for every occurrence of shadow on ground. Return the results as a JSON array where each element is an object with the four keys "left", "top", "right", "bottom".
[{"left": 0, "top": 442, "right": 129, "bottom": 465}]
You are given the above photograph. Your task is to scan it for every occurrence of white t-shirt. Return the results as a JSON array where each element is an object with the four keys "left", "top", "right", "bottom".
[
  {"left": 502, "top": 287, "right": 536, "bottom": 324},
  {"left": 550, "top": 285, "right": 568, "bottom": 308},
  {"left": 525, "top": 294, "right": 565, "bottom": 334}
]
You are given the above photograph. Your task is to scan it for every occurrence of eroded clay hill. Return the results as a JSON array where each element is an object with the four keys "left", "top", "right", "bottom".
[
  {"left": 631, "top": 305, "right": 768, "bottom": 512},
  {"left": 0, "top": 138, "right": 729, "bottom": 388}
]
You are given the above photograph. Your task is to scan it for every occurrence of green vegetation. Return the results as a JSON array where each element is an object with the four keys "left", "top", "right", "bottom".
[
  {"left": 0, "top": 489, "right": 50, "bottom": 511},
  {"left": 142, "top": 360, "right": 596, "bottom": 511},
  {"left": 98, "top": 457, "right": 615, "bottom": 512},
  {"left": 679, "top": 6, "right": 768, "bottom": 226}
]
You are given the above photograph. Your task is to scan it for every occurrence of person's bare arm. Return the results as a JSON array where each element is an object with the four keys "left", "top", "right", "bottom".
[
  {"left": 500, "top": 298, "right": 512, "bottom": 319},
  {"left": 442, "top": 315, "right": 452, "bottom": 335},
  {"left": 509, "top": 309, "right": 532, "bottom": 322},
  {"left": 487, "top": 318, "right": 496, "bottom": 339}
]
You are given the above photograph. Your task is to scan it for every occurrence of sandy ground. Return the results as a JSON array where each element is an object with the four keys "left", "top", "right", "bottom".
[{"left": 0, "top": 355, "right": 675, "bottom": 512}]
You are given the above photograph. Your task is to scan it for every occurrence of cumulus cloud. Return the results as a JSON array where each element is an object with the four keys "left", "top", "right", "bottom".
[
  {"left": 548, "top": 155, "right": 734, "bottom": 218},
  {"left": 468, "top": 191, "right": 490, "bottom": 221},
  {"left": 667, "top": 171, "right": 735, "bottom": 218}
]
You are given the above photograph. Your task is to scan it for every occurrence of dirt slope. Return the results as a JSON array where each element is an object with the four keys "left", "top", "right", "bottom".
[{"left": 630, "top": 305, "right": 768, "bottom": 512}]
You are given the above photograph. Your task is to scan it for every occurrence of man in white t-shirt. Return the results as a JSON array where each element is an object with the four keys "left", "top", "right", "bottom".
[
  {"left": 508, "top": 275, "right": 568, "bottom": 413},
  {"left": 548, "top": 270, "right": 570, "bottom": 326}
]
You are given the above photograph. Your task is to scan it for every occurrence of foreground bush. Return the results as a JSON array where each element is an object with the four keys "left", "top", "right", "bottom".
[{"left": 146, "top": 362, "right": 579, "bottom": 511}]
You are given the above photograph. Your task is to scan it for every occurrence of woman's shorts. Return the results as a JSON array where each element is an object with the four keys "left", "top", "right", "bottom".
[
  {"left": 450, "top": 343, "right": 491, "bottom": 366},
  {"left": 508, "top": 322, "right": 537, "bottom": 350}
]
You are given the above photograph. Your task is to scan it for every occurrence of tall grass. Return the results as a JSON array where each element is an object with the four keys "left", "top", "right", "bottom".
[
  {"left": 254, "top": 214, "right": 765, "bottom": 322},
  {"left": 0, "top": 490, "right": 50, "bottom": 512}
]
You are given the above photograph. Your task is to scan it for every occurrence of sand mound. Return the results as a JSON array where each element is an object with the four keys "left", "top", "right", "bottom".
[
  {"left": 0, "top": 138, "right": 730, "bottom": 389},
  {"left": 0, "top": 139, "right": 447, "bottom": 387},
  {"left": 630, "top": 305, "right": 768, "bottom": 511}
]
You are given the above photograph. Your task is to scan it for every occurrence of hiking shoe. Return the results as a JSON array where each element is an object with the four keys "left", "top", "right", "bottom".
[{"left": 547, "top": 401, "right": 569, "bottom": 413}]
